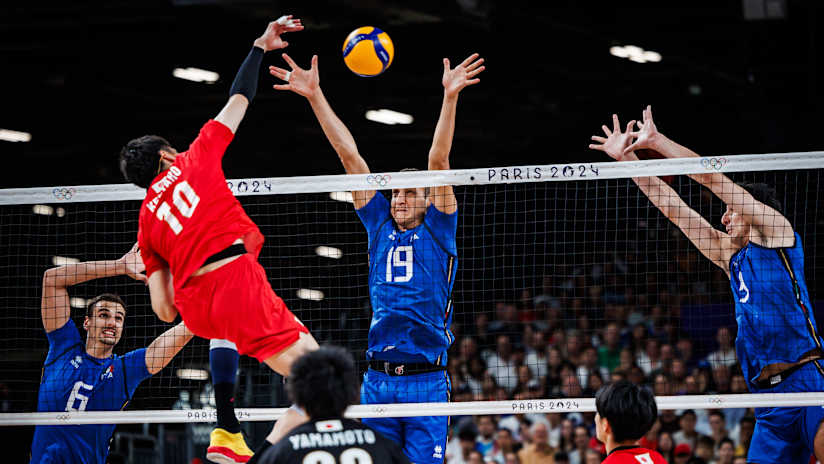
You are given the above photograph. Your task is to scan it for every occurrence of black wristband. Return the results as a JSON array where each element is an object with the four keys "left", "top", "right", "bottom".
[{"left": 229, "top": 46, "right": 264, "bottom": 102}]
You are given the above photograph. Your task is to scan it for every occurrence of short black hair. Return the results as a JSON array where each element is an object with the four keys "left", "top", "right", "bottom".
[
  {"left": 119, "top": 135, "right": 173, "bottom": 188},
  {"left": 708, "top": 410, "right": 725, "bottom": 420},
  {"left": 680, "top": 409, "right": 696, "bottom": 419},
  {"left": 719, "top": 437, "right": 734, "bottom": 448},
  {"left": 740, "top": 415, "right": 756, "bottom": 426},
  {"left": 595, "top": 380, "right": 658, "bottom": 443},
  {"left": 286, "top": 346, "right": 359, "bottom": 419},
  {"left": 736, "top": 182, "right": 784, "bottom": 217},
  {"left": 86, "top": 293, "right": 126, "bottom": 318}
]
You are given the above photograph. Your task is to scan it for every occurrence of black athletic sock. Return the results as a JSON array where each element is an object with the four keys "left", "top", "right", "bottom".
[
  {"left": 246, "top": 440, "right": 273, "bottom": 464},
  {"left": 214, "top": 382, "right": 241, "bottom": 433}
]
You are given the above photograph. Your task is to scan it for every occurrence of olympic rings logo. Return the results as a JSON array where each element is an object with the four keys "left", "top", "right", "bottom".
[
  {"left": 701, "top": 157, "right": 728, "bottom": 171},
  {"left": 55, "top": 413, "right": 72, "bottom": 421},
  {"left": 371, "top": 406, "right": 387, "bottom": 414},
  {"left": 366, "top": 174, "right": 392, "bottom": 187},
  {"left": 707, "top": 397, "right": 725, "bottom": 405},
  {"left": 52, "top": 187, "right": 76, "bottom": 200}
]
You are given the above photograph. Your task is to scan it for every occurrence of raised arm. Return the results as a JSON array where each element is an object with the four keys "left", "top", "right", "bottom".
[
  {"left": 144, "top": 321, "right": 194, "bottom": 375},
  {"left": 427, "top": 53, "right": 485, "bottom": 214},
  {"left": 269, "top": 55, "right": 375, "bottom": 209},
  {"left": 41, "top": 244, "right": 147, "bottom": 333},
  {"left": 591, "top": 115, "right": 733, "bottom": 274},
  {"left": 625, "top": 106, "right": 794, "bottom": 248},
  {"left": 214, "top": 16, "right": 303, "bottom": 134}
]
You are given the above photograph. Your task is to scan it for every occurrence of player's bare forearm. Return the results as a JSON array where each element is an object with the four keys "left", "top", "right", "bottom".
[
  {"left": 145, "top": 322, "right": 194, "bottom": 375},
  {"left": 215, "top": 94, "right": 250, "bottom": 135},
  {"left": 41, "top": 260, "right": 127, "bottom": 332},
  {"left": 633, "top": 175, "right": 729, "bottom": 272},
  {"left": 307, "top": 88, "right": 368, "bottom": 174},
  {"left": 148, "top": 268, "right": 177, "bottom": 323},
  {"left": 428, "top": 94, "right": 458, "bottom": 171}
]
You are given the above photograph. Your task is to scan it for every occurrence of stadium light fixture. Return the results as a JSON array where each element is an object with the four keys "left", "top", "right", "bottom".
[
  {"left": 315, "top": 246, "right": 343, "bottom": 259},
  {"left": 172, "top": 67, "right": 220, "bottom": 84},
  {"left": 176, "top": 368, "right": 209, "bottom": 381},
  {"left": 297, "top": 288, "right": 324, "bottom": 301},
  {"left": 53, "top": 256, "right": 80, "bottom": 266},
  {"left": 609, "top": 45, "right": 662, "bottom": 64},
  {"left": 329, "top": 191, "right": 354, "bottom": 203},
  {"left": 0, "top": 128, "right": 32, "bottom": 142},
  {"left": 365, "top": 109, "right": 414, "bottom": 125},
  {"left": 33, "top": 205, "right": 54, "bottom": 216},
  {"left": 70, "top": 297, "right": 87, "bottom": 309}
]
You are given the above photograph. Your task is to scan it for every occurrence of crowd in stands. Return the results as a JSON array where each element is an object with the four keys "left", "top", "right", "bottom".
[{"left": 443, "top": 259, "right": 755, "bottom": 464}]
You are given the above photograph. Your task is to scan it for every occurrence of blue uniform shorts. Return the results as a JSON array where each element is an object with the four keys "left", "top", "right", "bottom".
[
  {"left": 748, "top": 362, "right": 824, "bottom": 463},
  {"left": 361, "top": 368, "right": 451, "bottom": 464}
]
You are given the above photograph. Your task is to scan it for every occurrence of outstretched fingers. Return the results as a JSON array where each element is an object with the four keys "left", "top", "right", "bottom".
[
  {"left": 601, "top": 125, "right": 612, "bottom": 137},
  {"left": 281, "top": 53, "right": 300, "bottom": 70},
  {"left": 465, "top": 57, "right": 484, "bottom": 72},
  {"left": 273, "top": 84, "right": 292, "bottom": 91},
  {"left": 466, "top": 65, "right": 485, "bottom": 78},
  {"left": 460, "top": 53, "right": 480, "bottom": 68},
  {"left": 268, "top": 66, "right": 289, "bottom": 80}
]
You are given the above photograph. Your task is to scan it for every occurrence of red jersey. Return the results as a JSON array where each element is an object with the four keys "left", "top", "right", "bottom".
[
  {"left": 602, "top": 446, "right": 667, "bottom": 464},
  {"left": 138, "top": 120, "right": 264, "bottom": 292}
]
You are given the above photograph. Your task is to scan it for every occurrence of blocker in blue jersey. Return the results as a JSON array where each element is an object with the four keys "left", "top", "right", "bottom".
[
  {"left": 274, "top": 49, "right": 486, "bottom": 463},
  {"left": 30, "top": 244, "right": 193, "bottom": 464},
  {"left": 589, "top": 106, "right": 824, "bottom": 464}
]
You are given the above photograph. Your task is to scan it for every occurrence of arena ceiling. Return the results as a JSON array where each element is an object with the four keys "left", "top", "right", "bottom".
[{"left": 0, "top": 0, "right": 821, "bottom": 188}]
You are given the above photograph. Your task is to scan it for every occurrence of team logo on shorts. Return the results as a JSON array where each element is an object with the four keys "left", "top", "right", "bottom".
[
  {"left": 366, "top": 174, "right": 392, "bottom": 187},
  {"left": 52, "top": 187, "right": 76, "bottom": 200},
  {"left": 700, "top": 157, "right": 728, "bottom": 171},
  {"left": 433, "top": 445, "right": 443, "bottom": 459},
  {"left": 394, "top": 365, "right": 404, "bottom": 375}
]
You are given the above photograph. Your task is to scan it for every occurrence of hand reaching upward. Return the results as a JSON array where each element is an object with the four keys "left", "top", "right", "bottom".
[
  {"left": 589, "top": 114, "right": 637, "bottom": 161},
  {"left": 253, "top": 15, "right": 304, "bottom": 52},
  {"left": 270, "top": 54, "right": 319, "bottom": 99},
  {"left": 443, "top": 53, "right": 485, "bottom": 98},
  {"left": 624, "top": 105, "right": 660, "bottom": 154}
]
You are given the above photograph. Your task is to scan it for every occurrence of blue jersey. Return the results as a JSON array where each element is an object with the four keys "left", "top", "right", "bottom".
[
  {"left": 357, "top": 193, "right": 458, "bottom": 365},
  {"left": 729, "top": 232, "right": 823, "bottom": 390},
  {"left": 30, "top": 320, "right": 151, "bottom": 464}
]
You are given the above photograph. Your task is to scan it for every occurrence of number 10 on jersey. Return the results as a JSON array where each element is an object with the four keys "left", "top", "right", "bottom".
[{"left": 156, "top": 181, "right": 200, "bottom": 234}]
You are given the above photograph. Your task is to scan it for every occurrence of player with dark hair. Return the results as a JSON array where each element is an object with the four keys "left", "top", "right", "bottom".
[
  {"left": 594, "top": 380, "right": 667, "bottom": 463},
  {"left": 259, "top": 346, "right": 410, "bottom": 464},
  {"left": 269, "top": 49, "right": 484, "bottom": 464},
  {"left": 590, "top": 106, "right": 824, "bottom": 463},
  {"left": 119, "top": 17, "right": 321, "bottom": 464},
  {"left": 30, "top": 244, "right": 193, "bottom": 463}
]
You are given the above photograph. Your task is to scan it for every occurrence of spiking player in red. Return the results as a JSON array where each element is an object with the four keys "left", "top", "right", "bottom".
[{"left": 119, "top": 16, "right": 319, "bottom": 464}]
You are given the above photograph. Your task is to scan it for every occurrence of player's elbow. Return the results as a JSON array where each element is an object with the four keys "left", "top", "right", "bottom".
[
  {"left": 153, "top": 303, "right": 177, "bottom": 323},
  {"left": 428, "top": 151, "right": 450, "bottom": 170}
]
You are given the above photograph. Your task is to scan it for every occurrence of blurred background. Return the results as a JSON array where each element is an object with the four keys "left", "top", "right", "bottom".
[{"left": 1, "top": 0, "right": 822, "bottom": 188}]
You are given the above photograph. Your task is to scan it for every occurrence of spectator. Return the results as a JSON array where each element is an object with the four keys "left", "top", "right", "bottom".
[
  {"left": 732, "top": 457, "right": 746, "bottom": 464},
  {"left": 525, "top": 329, "right": 548, "bottom": 379},
  {"left": 513, "top": 365, "right": 543, "bottom": 400},
  {"left": 705, "top": 327, "right": 737, "bottom": 369},
  {"left": 707, "top": 410, "right": 729, "bottom": 450},
  {"left": 553, "top": 451, "right": 569, "bottom": 464},
  {"left": 446, "top": 426, "right": 478, "bottom": 464},
  {"left": 517, "top": 422, "right": 556, "bottom": 464},
  {"left": 489, "top": 303, "right": 522, "bottom": 344},
  {"left": 598, "top": 323, "right": 622, "bottom": 373},
  {"left": 673, "top": 443, "right": 692, "bottom": 464},
  {"left": 710, "top": 365, "right": 731, "bottom": 394},
  {"left": 545, "top": 347, "right": 564, "bottom": 393},
  {"left": 558, "top": 370, "right": 583, "bottom": 399},
  {"left": 717, "top": 437, "right": 735, "bottom": 464},
  {"left": 676, "top": 338, "right": 696, "bottom": 371},
  {"left": 693, "top": 436, "right": 715, "bottom": 462},
  {"left": 636, "top": 338, "right": 662, "bottom": 376},
  {"left": 577, "top": 346, "right": 607, "bottom": 391},
  {"left": 489, "top": 427, "right": 522, "bottom": 464},
  {"left": 674, "top": 410, "right": 705, "bottom": 451},
  {"left": 671, "top": 359, "right": 689, "bottom": 394},
  {"left": 504, "top": 451, "right": 521, "bottom": 464},
  {"left": 653, "top": 373, "right": 672, "bottom": 396},
  {"left": 583, "top": 371, "right": 604, "bottom": 397},
  {"left": 724, "top": 372, "right": 748, "bottom": 432},
  {"left": 519, "top": 416, "right": 534, "bottom": 446},
  {"left": 733, "top": 416, "right": 755, "bottom": 458},
  {"left": 659, "top": 409, "right": 680, "bottom": 434},
  {"left": 564, "top": 330, "right": 584, "bottom": 366},
  {"left": 583, "top": 449, "right": 602, "bottom": 464},
  {"left": 617, "top": 348, "right": 635, "bottom": 373},
  {"left": 545, "top": 414, "right": 562, "bottom": 449},
  {"left": 467, "top": 450, "right": 484, "bottom": 464},
  {"left": 657, "top": 431, "right": 675, "bottom": 462},
  {"left": 568, "top": 425, "right": 590, "bottom": 464},
  {"left": 628, "top": 365, "right": 645, "bottom": 386},
  {"left": 558, "top": 418, "right": 575, "bottom": 454},
  {"left": 476, "top": 415, "right": 497, "bottom": 457},
  {"left": 483, "top": 335, "right": 519, "bottom": 393},
  {"left": 639, "top": 419, "right": 661, "bottom": 450}
]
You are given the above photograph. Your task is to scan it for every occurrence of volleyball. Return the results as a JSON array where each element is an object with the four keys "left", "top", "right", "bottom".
[{"left": 342, "top": 26, "right": 394, "bottom": 77}]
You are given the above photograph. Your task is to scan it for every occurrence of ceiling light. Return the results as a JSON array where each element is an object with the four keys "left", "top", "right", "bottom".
[
  {"left": 70, "top": 297, "right": 87, "bottom": 309},
  {"left": 329, "top": 191, "right": 354, "bottom": 203},
  {"left": 297, "top": 288, "right": 324, "bottom": 301},
  {"left": 315, "top": 246, "right": 343, "bottom": 259},
  {"left": 56, "top": 207, "right": 66, "bottom": 217},
  {"left": 53, "top": 256, "right": 80, "bottom": 266},
  {"left": 172, "top": 67, "right": 220, "bottom": 83},
  {"left": 609, "top": 46, "right": 629, "bottom": 58},
  {"left": 0, "top": 129, "right": 32, "bottom": 142},
  {"left": 628, "top": 55, "right": 647, "bottom": 63},
  {"left": 33, "top": 205, "right": 54, "bottom": 216},
  {"left": 177, "top": 368, "right": 210, "bottom": 381},
  {"left": 609, "top": 45, "right": 662, "bottom": 64},
  {"left": 642, "top": 51, "right": 662, "bottom": 62},
  {"left": 623, "top": 45, "right": 643, "bottom": 57},
  {"left": 365, "top": 109, "right": 414, "bottom": 125}
]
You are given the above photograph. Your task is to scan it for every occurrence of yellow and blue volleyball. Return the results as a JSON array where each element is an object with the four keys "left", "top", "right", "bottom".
[{"left": 342, "top": 26, "right": 394, "bottom": 77}]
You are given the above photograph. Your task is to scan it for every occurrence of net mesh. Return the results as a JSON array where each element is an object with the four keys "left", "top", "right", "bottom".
[{"left": 2, "top": 154, "right": 823, "bottom": 461}]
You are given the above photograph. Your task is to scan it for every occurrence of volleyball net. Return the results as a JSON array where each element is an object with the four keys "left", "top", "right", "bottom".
[{"left": 0, "top": 152, "right": 823, "bottom": 429}]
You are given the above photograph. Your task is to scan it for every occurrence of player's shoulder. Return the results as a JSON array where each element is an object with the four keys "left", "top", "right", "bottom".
[{"left": 604, "top": 446, "right": 666, "bottom": 463}]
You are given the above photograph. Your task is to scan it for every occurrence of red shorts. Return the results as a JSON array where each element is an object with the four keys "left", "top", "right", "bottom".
[{"left": 176, "top": 254, "right": 309, "bottom": 362}]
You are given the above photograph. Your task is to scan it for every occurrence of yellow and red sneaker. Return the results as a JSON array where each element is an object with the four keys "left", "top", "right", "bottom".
[{"left": 206, "top": 428, "right": 254, "bottom": 464}]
